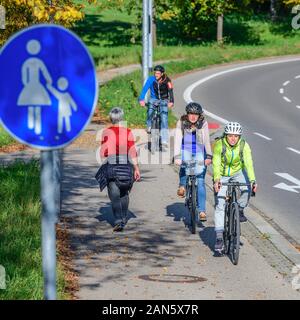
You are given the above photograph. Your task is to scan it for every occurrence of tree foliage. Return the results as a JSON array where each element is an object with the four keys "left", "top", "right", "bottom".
[{"left": 0, "top": 0, "right": 90, "bottom": 46}]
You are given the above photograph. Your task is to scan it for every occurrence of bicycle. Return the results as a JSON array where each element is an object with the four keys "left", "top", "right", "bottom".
[
  {"left": 183, "top": 159, "right": 204, "bottom": 234},
  {"left": 220, "top": 181, "right": 255, "bottom": 265},
  {"left": 146, "top": 101, "right": 162, "bottom": 153}
]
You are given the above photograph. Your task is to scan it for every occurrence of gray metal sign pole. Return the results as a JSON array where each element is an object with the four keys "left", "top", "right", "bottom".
[
  {"left": 142, "top": 0, "right": 149, "bottom": 85},
  {"left": 148, "top": 0, "right": 153, "bottom": 73},
  {"left": 41, "top": 150, "right": 57, "bottom": 300},
  {"left": 53, "top": 149, "right": 61, "bottom": 216},
  {"left": 40, "top": 0, "right": 59, "bottom": 300}
]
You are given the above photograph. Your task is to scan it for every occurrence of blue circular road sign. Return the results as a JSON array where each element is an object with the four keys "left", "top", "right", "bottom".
[{"left": 0, "top": 24, "right": 98, "bottom": 150}]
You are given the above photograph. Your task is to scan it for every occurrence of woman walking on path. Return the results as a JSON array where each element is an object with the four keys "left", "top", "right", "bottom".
[{"left": 99, "top": 107, "right": 141, "bottom": 232}]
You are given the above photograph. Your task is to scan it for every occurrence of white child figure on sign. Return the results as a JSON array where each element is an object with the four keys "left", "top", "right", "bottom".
[
  {"left": 47, "top": 77, "right": 77, "bottom": 134},
  {"left": 17, "top": 39, "right": 52, "bottom": 135}
]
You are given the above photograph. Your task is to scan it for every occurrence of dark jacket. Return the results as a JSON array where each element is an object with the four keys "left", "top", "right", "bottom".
[{"left": 138, "top": 74, "right": 174, "bottom": 103}]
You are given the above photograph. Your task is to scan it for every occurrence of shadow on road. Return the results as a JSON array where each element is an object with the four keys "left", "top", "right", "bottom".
[
  {"left": 199, "top": 226, "right": 216, "bottom": 254},
  {"left": 166, "top": 202, "right": 186, "bottom": 222},
  {"left": 96, "top": 205, "right": 137, "bottom": 227}
]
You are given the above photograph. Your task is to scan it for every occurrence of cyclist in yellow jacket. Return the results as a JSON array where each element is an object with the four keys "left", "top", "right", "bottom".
[{"left": 213, "top": 122, "right": 257, "bottom": 252}]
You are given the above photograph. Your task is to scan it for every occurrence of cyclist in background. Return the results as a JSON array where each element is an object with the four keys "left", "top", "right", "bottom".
[
  {"left": 213, "top": 122, "right": 257, "bottom": 251},
  {"left": 138, "top": 65, "right": 174, "bottom": 148},
  {"left": 174, "top": 102, "right": 212, "bottom": 222}
]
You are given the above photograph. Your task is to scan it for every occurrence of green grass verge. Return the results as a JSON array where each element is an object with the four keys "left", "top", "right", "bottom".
[
  {"left": 0, "top": 125, "right": 15, "bottom": 148},
  {"left": 0, "top": 160, "right": 68, "bottom": 300}
]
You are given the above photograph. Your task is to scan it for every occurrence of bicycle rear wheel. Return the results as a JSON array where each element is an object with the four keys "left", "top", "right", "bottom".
[
  {"left": 190, "top": 178, "right": 197, "bottom": 234},
  {"left": 230, "top": 202, "right": 240, "bottom": 265},
  {"left": 151, "top": 116, "right": 160, "bottom": 153}
]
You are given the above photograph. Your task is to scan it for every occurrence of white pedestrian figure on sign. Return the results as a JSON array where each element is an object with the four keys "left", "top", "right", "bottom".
[
  {"left": 17, "top": 39, "right": 52, "bottom": 135},
  {"left": 47, "top": 77, "right": 77, "bottom": 134}
]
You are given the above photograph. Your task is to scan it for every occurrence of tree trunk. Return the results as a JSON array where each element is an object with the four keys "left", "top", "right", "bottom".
[
  {"left": 270, "top": 0, "right": 277, "bottom": 22},
  {"left": 217, "top": 14, "right": 223, "bottom": 45}
]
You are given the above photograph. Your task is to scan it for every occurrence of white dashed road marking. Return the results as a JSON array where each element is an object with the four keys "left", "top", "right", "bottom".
[
  {"left": 283, "top": 96, "right": 292, "bottom": 103},
  {"left": 287, "top": 147, "right": 300, "bottom": 155},
  {"left": 283, "top": 81, "right": 290, "bottom": 86},
  {"left": 253, "top": 132, "right": 272, "bottom": 141}
]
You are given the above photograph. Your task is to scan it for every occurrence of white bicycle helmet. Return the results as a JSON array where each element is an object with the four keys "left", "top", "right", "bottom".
[{"left": 224, "top": 122, "right": 243, "bottom": 135}]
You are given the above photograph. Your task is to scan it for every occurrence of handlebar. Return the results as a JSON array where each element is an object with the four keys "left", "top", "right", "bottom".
[
  {"left": 145, "top": 101, "right": 161, "bottom": 108},
  {"left": 181, "top": 160, "right": 205, "bottom": 168},
  {"left": 219, "top": 182, "right": 256, "bottom": 197}
]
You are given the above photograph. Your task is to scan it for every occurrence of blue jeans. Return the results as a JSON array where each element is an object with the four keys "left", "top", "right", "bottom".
[
  {"left": 179, "top": 166, "right": 207, "bottom": 214},
  {"left": 147, "top": 98, "right": 169, "bottom": 144}
]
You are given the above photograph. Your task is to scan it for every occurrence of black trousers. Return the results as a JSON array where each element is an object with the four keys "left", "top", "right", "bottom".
[{"left": 107, "top": 181, "right": 129, "bottom": 226}]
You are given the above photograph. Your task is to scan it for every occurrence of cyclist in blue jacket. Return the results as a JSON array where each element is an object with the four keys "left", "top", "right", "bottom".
[{"left": 138, "top": 65, "right": 174, "bottom": 147}]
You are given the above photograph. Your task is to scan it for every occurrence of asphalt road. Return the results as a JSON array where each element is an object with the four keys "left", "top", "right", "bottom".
[{"left": 173, "top": 56, "right": 300, "bottom": 244}]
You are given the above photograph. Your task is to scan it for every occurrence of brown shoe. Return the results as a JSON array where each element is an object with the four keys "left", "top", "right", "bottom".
[
  {"left": 177, "top": 186, "right": 185, "bottom": 198},
  {"left": 199, "top": 212, "right": 207, "bottom": 222}
]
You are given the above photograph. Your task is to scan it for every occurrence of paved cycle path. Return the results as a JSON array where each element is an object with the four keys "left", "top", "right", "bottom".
[{"left": 61, "top": 130, "right": 300, "bottom": 300}]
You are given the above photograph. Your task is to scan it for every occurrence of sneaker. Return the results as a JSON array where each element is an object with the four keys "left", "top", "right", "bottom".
[
  {"left": 198, "top": 212, "right": 207, "bottom": 222},
  {"left": 177, "top": 186, "right": 185, "bottom": 198},
  {"left": 214, "top": 238, "right": 224, "bottom": 252},
  {"left": 113, "top": 223, "right": 124, "bottom": 232},
  {"left": 146, "top": 127, "right": 151, "bottom": 134},
  {"left": 239, "top": 209, "right": 247, "bottom": 223}
]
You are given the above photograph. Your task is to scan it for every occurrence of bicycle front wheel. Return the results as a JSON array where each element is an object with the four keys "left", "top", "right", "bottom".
[
  {"left": 190, "top": 178, "right": 197, "bottom": 234},
  {"left": 230, "top": 202, "right": 240, "bottom": 265},
  {"left": 223, "top": 203, "right": 230, "bottom": 254}
]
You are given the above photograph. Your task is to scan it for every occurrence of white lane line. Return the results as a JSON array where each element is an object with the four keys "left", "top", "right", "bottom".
[
  {"left": 296, "top": 105, "right": 300, "bottom": 109},
  {"left": 283, "top": 96, "right": 292, "bottom": 103},
  {"left": 283, "top": 80, "right": 290, "bottom": 86},
  {"left": 295, "top": 75, "right": 300, "bottom": 79},
  {"left": 279, "top": 88, "right": 284, "bottom": 94},
  {"left": 253, "top": 132, "right": 272, "bottom": 141},
  {"left": 287, "top": 147, "right": 300, "bottom": 155},
  {"left": 183, "top": 57, "right": 300, "bottom": 124}
]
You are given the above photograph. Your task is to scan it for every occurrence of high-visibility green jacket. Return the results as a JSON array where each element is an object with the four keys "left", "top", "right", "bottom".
[{"left": 213, "top": 137, "right": 256, "bottom": 182}]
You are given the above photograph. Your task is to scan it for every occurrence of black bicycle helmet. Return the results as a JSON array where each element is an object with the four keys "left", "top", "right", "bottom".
[
  {"left": 185, "top": 102, "right": 203, "bottom": 115},
  {"left": 153, "top": 65, "right": 165, "bottom": 73}
]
